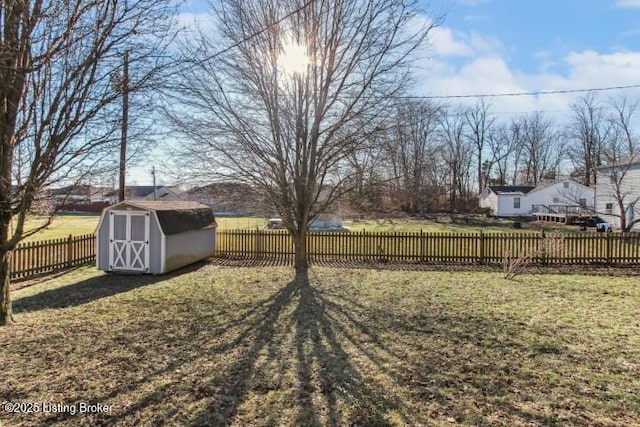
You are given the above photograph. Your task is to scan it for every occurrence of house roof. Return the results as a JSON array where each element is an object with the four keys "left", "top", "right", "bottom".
[
  {"left": 144, "top": 186, "right": 184, "bottom": 201},
  {"left": 596, "top": 158, "right": 640, "bottom": 170},
  {"left": 50, "top": 184, "right": 111, "bottom": 196},
  {"left": 106, "top": 186, "right": 183, "bottom": 199},
  {"left": 107, "top": 201, "right": 216, "bottom": 235},
  {"left": 487, "top": 185, "right": 535, "bottom": 195},
  {"left": 187, "top": 182, "right": 255, "bottom": 194}
]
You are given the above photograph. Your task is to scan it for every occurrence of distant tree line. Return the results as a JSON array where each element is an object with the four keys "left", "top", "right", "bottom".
[{"left": 340, "top": 94, "right": 639, "bottom": 215}]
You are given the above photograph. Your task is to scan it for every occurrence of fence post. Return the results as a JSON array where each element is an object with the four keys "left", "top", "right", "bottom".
[
  {"left": 67, "top": 234, "right": 73, "bottom": 268},
  {"left": 478, "top": 231, "right": 484, "bottom": 265},
  {"left": 606, "top": 232, "right": 611, "bottom": 265},
  {"left": 255, "top": 228, "right": 263, "bottom": 260},
  {"left": 540, "top": 230, "right": 547, "bottom": 266},
  {"left": 420, "top": 230, "right": 425, "bottom": 263}
]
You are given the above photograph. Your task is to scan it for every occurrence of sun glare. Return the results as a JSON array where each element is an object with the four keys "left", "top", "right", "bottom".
[{"left": 278, "top": 43, "right": 309, "bottom": 75}]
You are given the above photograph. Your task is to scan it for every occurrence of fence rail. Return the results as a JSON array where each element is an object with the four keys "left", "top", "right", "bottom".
[
  {"left": 216, "top": 229, "right": 640, "bottom": 266},
  {"left": 10, "top": 234, "right": 95, "bottom": 281}
]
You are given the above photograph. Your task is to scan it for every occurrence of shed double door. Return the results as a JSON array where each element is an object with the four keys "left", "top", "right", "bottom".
[{"left": 109, "top": 211, "right": 150, "bottom": 272}]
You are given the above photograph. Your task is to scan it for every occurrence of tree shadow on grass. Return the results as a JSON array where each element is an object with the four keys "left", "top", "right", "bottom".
[
  {"left": 4, "top": 265, "right": 619, "bottom": 426},
  {"left": 12, "top": 261, "right": 209, "bottom": 313},
  {"left": 62, "top": 273, "right": 306, "bottom": 427},
  {"left": 290, "top": 271, "right": 409, "bottom": 426},
  {"left": 187, "top": 269, "right": 414, "bottom": 426},
  {"left": 93, "top": 268, "right": 576, "bottom": 426}
]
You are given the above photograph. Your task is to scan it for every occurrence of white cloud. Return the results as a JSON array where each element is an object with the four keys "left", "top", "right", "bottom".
[
  {"left": 615, "top": 0, "right": 640, "bottom": 8},
  {"left": 563, "top": 50, "right": 640, "bottom": 86},
  {"left": 532, "top": 50, "right": 559, "bottom": 73},
  {"left": 429, "top": 27, "right": 474, "bottom": 57},
  {"left": 417, "top": 57, "right": 544, "bottom": 114},
  {"left": 422, "top": 23, "right": 502, "bottom": 59},
  {"left": 467, "top": 32, "right": 504, "bottom": 56},
  {"left": 415, "top": 45, "right": 640, "bottom": 125}
]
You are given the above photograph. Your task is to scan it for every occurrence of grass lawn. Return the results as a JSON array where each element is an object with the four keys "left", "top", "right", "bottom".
[
  {"left": 1, "top": 265, "right": 638, "bottom": 426},
  {"left": 20, "top": 215, "right": 101, "bottom": 242},
  {"left": 215, "top": 216, "right": 267, "bottom": 230},
  {"left": 17, "top": 214, "right": 581, "bottom": 244},
  {"left": 343, "top": 217, "right": 581, "bottom": 234},
  {"left": 18, "top": 215, "right": 267, "bottom": 243}
]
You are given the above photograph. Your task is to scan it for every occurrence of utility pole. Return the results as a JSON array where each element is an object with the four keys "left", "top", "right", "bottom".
[
  {"left": 151, "top": 166, "right": 157, "bottom": 201},
  {"left": 118, "top": 51, "right": 129, "bottom": 202}
]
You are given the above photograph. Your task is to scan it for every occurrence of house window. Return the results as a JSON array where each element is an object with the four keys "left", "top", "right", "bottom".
[
  {"left": 563, "top": 181, "right": 569, "bottom": 188},
  {"left": 605, "top": 203, "right": 613, "bottom": 215},
  {"left": 579, "top": 198, "right": 587, "bottom": 207},
  {"left": 609, "top": 174, "right": 616, "bottom": 184},
  {"left": 513, "top": 197, "right": 521, "bottom": 209}
]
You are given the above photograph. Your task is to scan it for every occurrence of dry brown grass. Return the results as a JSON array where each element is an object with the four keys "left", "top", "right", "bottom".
[{"left": 1, "top": 264, "right": 639, "bottom": 426}]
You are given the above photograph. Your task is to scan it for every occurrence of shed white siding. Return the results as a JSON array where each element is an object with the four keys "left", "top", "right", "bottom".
[
  {"left": 164, "top": 228, "right": 216, "bottom": 273},
  {"left": 595, "top": 164, "right": 640, "bottom": 230},
  {"left": 96, "top": 201, "right": 216, "bottom": 274}
]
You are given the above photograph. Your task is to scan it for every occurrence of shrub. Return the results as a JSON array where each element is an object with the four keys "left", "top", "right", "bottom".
[{"left": 503, "top": 233, "right": 565, "bottom": 279}]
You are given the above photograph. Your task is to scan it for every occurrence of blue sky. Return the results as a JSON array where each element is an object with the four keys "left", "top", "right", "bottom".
[
  {"left": 412, "top": 0, "right": 640, "bottom": 115},
  {"left": 135, "top": 0, "right": 640, "bottom": 184},
  {"left": 444, "top": 0, "right": 638, "bottom": 72},
  {"left": 176, "top": 0, "right": 640, "bottom": 114}
]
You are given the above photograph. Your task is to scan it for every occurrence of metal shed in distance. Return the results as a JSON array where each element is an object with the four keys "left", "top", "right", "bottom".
[{"left": 95, "top": 201, "right": 216, "bottom": 274}]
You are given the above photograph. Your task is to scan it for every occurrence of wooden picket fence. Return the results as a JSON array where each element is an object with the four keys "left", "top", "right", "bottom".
[
  {"left": 10, "top": 234, "right": 95, "bottom": 281},
  {"left": 216, "top": 229, "right": 640, "bottom": 266},
  {"left": 8, "top": 230, "right": 640, "bottom": 282}
]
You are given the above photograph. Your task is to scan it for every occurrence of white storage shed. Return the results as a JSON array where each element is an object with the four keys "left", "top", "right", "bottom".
[{"left": 95, "top": 201, "right": 216, "bottom": 274}]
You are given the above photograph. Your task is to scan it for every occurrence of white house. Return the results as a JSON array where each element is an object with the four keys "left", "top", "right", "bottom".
[
  {"left": 595, "top": 161, "right": 640, "bottom": 231},
  {"left": 479, "top": 185, "right": 535, "bottom": 217},
  {"left": 479, "top": 179, "right": 594, "bottom": 217}
]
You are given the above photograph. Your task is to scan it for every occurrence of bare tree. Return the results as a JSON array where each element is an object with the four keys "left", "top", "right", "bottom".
[
  {"left": 486, "top": 123, "right": 518, "bottom": 185},
  {"left": 517, "top": 112, "right": 559, "bottom": 185},
  {"left": 167, "top": 0, "right": 436, "bottom": 280},
  {"left": 344, "top": 138, "right": 386, "bottom": 214},
  {"left": 464, "top": 99, "right": 495, "bottom": 192},
  {"left": 0, "top": 0, "right": 177, "bottom": 325},
  {"left": 507, "top": 118, "right": 526, "bottom": 185},
  {"left": 596, "top": 98, "right": 640, "bottom": 232},
  {"left": 568, "top": 93, "right": 608, "bottom": 186},
  {"left": 438, "top": 106, "right": 472, "bottom": 212},
  {"left": 384, "top": 100, "right": 441, "bottom": 214}
]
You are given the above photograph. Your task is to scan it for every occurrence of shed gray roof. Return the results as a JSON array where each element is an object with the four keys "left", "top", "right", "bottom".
[{"left": 108, "top": 201, "right": 216, "bottom": 235}]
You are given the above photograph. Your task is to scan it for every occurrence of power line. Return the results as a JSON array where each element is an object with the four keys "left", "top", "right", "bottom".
[
  {"left": 180, "top": 1, "right": 640, "bottom": 104},
  {"left": 193, "top": 0, "right": 316, "bottom": 65},
  {"left": 401, "top": 84, "right": 640, "bottom": 100}
]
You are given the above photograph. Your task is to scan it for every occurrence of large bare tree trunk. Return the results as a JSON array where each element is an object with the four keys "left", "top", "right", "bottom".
[
  {"left": 0, "top": 250, "right": 13, "bottom": 325},
  {"left": 293, "top": 229, "right": 309, "bottom": 284}
]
